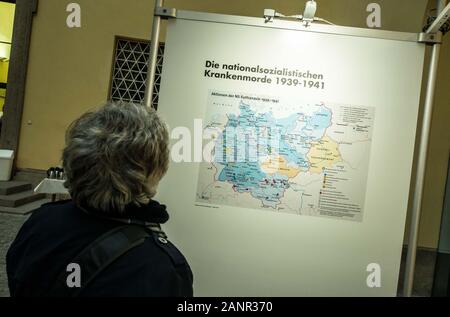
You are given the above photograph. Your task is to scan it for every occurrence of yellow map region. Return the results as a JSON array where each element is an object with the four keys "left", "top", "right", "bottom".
[
  {"left": 260, "top": 156, "right": 300, "bottom": 178},
  {"left": 307, "top": 136, "right": 342, "bottom": 173}
]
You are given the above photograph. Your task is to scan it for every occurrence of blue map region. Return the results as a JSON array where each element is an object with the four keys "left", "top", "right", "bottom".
[{"left": 214, "top": 101, "right": 332, "bottom": 208}]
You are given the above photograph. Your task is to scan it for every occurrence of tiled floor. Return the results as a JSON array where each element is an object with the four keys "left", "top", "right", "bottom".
[
  {"left": 397, "top": 248, "right": 437, "bottom": 297},
  {"left": 0, "top": 213, "right": 29, "bottom": 297}
]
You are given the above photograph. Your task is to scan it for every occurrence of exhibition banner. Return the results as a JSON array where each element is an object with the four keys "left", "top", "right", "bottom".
[{"left": 156, "top": 11, "right": 425, "bottom": 296}]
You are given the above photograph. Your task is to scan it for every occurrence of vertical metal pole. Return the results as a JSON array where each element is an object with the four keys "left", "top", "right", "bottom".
[
  {"left": 144, "top": 0, "right": 164, "bottom": 108},
  {"left": 403, "top": 0, "right": 446, "bottom": 298}
]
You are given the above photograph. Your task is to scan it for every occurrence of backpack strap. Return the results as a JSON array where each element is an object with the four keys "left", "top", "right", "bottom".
[{"left": 45, "top": 225, "right": 153, "bottom": 297}]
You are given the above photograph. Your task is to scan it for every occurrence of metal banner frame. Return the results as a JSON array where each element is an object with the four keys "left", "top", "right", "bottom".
[
  {"left": 144, "top": 0, "right": 449, "bottom": 297},
  {"left": 404, "top": 0, "right": 448, "bottom": 298}
]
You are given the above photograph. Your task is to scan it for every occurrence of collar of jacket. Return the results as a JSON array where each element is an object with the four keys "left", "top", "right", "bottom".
[{"left": 78, "top": 199, "right": 169, "bottom": 224}]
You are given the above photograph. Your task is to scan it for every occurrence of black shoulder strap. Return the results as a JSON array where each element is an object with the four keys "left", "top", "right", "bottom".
[{"left": 45, "top": 225, "right": 152, "bottom": 297}]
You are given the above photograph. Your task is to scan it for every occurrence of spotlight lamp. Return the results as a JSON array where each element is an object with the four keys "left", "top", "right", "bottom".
[{"left": 263, "top": 1, "right": 334, "bottom": 26}]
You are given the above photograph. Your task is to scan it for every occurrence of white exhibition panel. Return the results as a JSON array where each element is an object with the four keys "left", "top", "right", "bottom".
[{"left": 155, "top": 11, "right": 425, "bottom": 296}]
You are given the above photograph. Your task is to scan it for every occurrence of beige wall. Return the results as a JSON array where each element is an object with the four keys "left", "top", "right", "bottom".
[{"left": 15, "top": 0, "right": 449, "bottom": 248}]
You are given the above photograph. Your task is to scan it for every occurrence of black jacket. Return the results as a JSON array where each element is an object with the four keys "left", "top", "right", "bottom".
[{"left": 6, "top": 200, "right": 193, "bottom": 297}]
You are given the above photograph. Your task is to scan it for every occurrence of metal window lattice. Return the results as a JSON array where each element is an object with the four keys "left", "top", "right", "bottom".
[{"left": 110, "top": 38, "right": 165, "bottom": 107}]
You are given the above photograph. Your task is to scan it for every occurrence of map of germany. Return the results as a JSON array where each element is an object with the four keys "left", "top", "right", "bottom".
[{"left": 196, "top": 91, "right": 375, "bottom": 221}]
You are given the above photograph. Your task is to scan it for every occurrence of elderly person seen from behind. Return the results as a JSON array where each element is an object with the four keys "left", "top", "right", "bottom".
[{"left": 6, "top": 102, "right": 193, "bottom": 297}]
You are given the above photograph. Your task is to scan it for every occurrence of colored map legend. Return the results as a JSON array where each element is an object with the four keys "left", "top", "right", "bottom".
[{"left": 318, "top": 168, "right": 363, "bottom": 219}]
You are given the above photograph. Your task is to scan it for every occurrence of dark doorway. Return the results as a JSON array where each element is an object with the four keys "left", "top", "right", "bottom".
[{"left": 432, "top": 153, "right": 450, "bottom": 296}]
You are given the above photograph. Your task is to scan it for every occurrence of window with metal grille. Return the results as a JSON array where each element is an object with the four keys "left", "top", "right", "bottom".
[{"left": 109, "top": 37, "right": 165, "bottom": 107}]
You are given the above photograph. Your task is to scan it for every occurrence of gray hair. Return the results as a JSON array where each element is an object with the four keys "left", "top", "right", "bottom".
[{"left": 62, "top": 101, "right": 169, "bottom": 213}]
